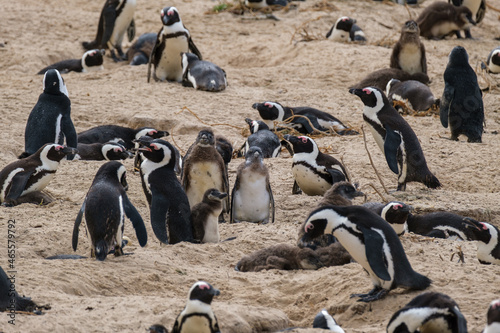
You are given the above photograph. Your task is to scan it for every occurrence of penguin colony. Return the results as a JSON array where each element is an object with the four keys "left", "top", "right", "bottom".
[{"left": 1, "top": 0, "right": 500, "bottom": 332}]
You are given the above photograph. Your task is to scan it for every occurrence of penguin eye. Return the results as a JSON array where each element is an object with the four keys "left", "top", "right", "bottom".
[
  {"left": 151, "top": 144, "right": 160, "bottom": 150},
  {"left": 114, "top": 148, "right": 122, "bottom": 152},
  {"left": 305, "top": 223, "right": 314, "bottom": 232},
  {"left": 362, "top": 88, "right": 371, "bottom": 94},
  {"left": 300, "top": 137, "right": 308, "bottom": 143},
  {"left": 148, "top": 130, "right": 157, "bottom": 135},
  {"left": 264, "top": 102, "right": 272, "bottom": 108}
]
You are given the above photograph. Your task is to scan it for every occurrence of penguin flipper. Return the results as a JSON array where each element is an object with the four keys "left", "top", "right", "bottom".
[
  {"left": 213, "top": 314, "right": 221, "bottom": 333},
  {"left": 188, "top": 37, "right": 203, "bottom": 61},
  {"left": 359, "top": 226, "right": 391, "bottom": 281},
  {"left": 72, "top": 199, "right": 86, "bottom": 251},
  {"left": 127, "top": 19, "right": 136, "bottom": 43},
  {"left": 451, "top": 305, "right": 468, "bottom": 333},
  {"left": 230, "top": 177, "right": 239, "bottom": 223},
  {"left": 150, "top": 191, "right": 170, "bottom": 244},
  {"left": 292, "top": 115, "right": 316, "bottom": 134},
  {"left": 147, "top": 30, "right": 162, "bottom": 83},
  {"left": 268, "top": 182, "right": 275, "bottom": 223},
  {"left": 123, "top": 196, "right": 147, "bottom": 247},
  {"left": 101, "top": 5, "right": 117, "bottom": 49},
  {"left": 383, "top": 124, "right": 401, "bottom": 175},
  {"left": 326, "top": 168, "right": 347, "bottom": 183},
  {"left": 5, "top": 171, "right": 33, "bottom": 201},
  {"left": 440, "top": 84, "right": 454, "bottom": 128},
  {"left": 171, "top": 316, "right": 181, "bottom": 333}
]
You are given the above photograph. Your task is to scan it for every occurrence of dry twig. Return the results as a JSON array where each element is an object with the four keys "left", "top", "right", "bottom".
[{"left": 361, "top": 126, "right": 390, "bottom": 194}]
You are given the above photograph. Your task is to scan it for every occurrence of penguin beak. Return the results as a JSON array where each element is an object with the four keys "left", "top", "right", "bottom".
[
  {"left": 99, "top": 49, "right": 105, "bottom": 55},
  {"left": 211, "top": 288, "right": 221, "bottom": 296},
  {"left": 62, "top": 147, "right": 79, "bottom": 155},
  {"left": 349, "top": 88, "right": 364, "bottom": 97},
  {"left": 244, "top": 118, "right": 253, "bottom": 126},
  {"left": 251, "top": 103, "right": 260, "bottom": 110}
]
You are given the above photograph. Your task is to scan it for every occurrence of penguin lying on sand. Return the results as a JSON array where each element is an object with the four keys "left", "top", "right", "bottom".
[
  {"left": 76, "top": 141, "right": 133, "bottom": 161},
  {"left": 125, "top": 32, "right": 156, "bottom": 66},
  {"left": 350, "top": 68, "right": 429, "bottom": 91},
  {"left": 78, "top": 125, "right": 168, "bottom": 150},
  {"left": 38, "top": 49, "right": 105, "bottom": 75},
  {"left": 0, "top": 265, "right": 38, "bottom": 312},
  {"left": 484, "top": 299, "right": 500, "bottom": 332},
  {"left": 363, "top": 201, "right": 411, "bottom": 236},
  {"left": 326, "top": 16, "right": 366, "bottom": 42},
  {"left": 239, "top": 118, "right": 281, "bottom": 158},
  {"left": 449, "top": 0, "right": 486, "bottom": 38},
  {"left": 483, "top": 47, "right": 500, "bottom": 73},
  {"left": 181, "top": 53, "right": 227, "bottom": 92},
  {"left": 191, "top": 188, "right": 228, "bottom": 243},
  {"left": 386, "top": 79, "right": 439, "bottom": 112},
  {"left": 416, "top": 2, "right": 475, "bottom": 39}
]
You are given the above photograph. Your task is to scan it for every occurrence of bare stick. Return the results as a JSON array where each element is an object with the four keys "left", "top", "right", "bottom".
[
  {"left": 361, "top": 183, "right": 388, "bottom": 203},
  {"left": 361, "top": 125, "right": 389, "bottom": 194}
]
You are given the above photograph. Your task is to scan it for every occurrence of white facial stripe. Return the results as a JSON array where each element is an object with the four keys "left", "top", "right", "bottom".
[
  {"left": 1, "top": 168, "right": 24, "bottom": 202},
  {"left": 117, "top": 165, "right": 126, "bottom": 182},
  {"left": 387, "top": 307, "right": 451, "bottom": 333},
  {"left": 56, "top": 71, "right": 68, "bottom": 97},
  {"left": 321, "top": 310, "right": 344, "bottom": 332},
  {"left": 39, "top": 144, "right": 62, "bottom": 170},
  {"left": 54, "top": 114, "right": 63, "bottom": 145},
  {"left": 135, "top": 128, "right": 156, "bottom": 140},
  {"left": 476, "top": 222, "right": 500, "bottom": 264},
  {"left": 362, "top": 88, "right": 384, "bottom": 126},
  {"left": 102, "top": 144, "right": 120, "bottom": 160}
]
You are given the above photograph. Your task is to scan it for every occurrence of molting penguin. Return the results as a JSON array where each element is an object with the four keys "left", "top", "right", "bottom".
[
  {"left": 449, "top": 0, "right": 486, "bottom": 38},
  {"left": 125, "top": 32, "right": 156, "bottom": 65},
  {"left": 137, "top": 138, "right": 193, "bottom": 244},
  {"left": 326, "top": 16, "right": 366, "bottom": 42},
  {"left": 20, "top": 69, "right": 77, "bottom": 160},
  {"left": 350, "top": 68, "right": 430, "bottom": 91},
  {"left": 475, "top": 222, "right": 500, "bottom": 265},
  {"left": 181, "top": 53, "right": 227, "bottom": 92},
  {"left": 484, "top": 299, "right": 500, "bottom": 332},
  {"left": 172, "top": 281, "right": 221, "bottom": 333},
  {"left": 390, "top": 20, "right": 427, "bottom": 75},
  {"left": 302, "top": 205, "right": 431, "bottom": 302},
  {"left": 386, "top": 79, "right": 439, "bottom": 112},
  {"left": 363, "top": 201, "right": 411, "bottom": 236},
  {"left": 78, "top": 125, "right": 168, "bottom": 149},
  {"left": 37, "top": 49, "right": 105, "bottom": 75},
  {"left": 240, "top": 118, "right": 281, "bottom": 158},
  {"left": 191, "top": 188, "right": 228, "bottom": 243},
  {"left": 284, "top": 135, "right": 349, "bottom": 196},
  {"left": 0, "top": 265, "right": 38, "bottom": 312},
  {"left": 76, "top": 141, "right": 133, "bottom": 161},
  {"left": 245, "top": 0, "right": 288, "bottom": 9},
  {"left": 350, "top": 86, "right": 440, "bottom": 191},
  {"left": 387, "top": 292, "right": 467, "bottom": 333},
  {"left": 484, "top": 47, "right": 500, "bottom": 73},
  {"left": 82, "top": 0, "right": 136, "bottom": 61},
  {"left": 148, "top": 7, "right": 202, "bottom": 83},
  {"left": 231, "top": 147, "right": 274, "bottom": 224},
  {"left": 0, "top": 144, "right": 77, "bottom": 207},
  {"left": 72, "top": 161, "right": 147, "bottom": 261},
  {"left": 313, "top": 309, "right": 345, "bottom": 332},
  {"left": 416, "top": 2, "right": 475, "bottom": 39},
  {"left": 441, "top": 46, "right": 484, "bottom": 142}
]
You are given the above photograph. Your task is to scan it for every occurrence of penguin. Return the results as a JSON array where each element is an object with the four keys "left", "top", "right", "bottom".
[
  {"left": 191, "top": 188, "right": 228, "bottom": 243},
  {"left": 148, "top": 324, "right": 168, "bottom": 333},
  {"left": 245, "top": 0, "right": 288, "bottom": 9},
  {"left": 0, "top": 143, "right": 77, "bottom": 207},
  {"left": 231, "top": 147, "right": 275, "bottom": 224},
  {"left": 181, "top": 53, "right": 227, "bottom": 92},
  {"left": 215, "top": 135, "right": 232, "bottom": 214},
  {"left": 386, "top": 79, "right": 439, "bottom": 112},
  {"left": 387, "top": 292, "right": 467, "bottom": 333},
  {"left": 416, "top": 2, "right": 475, "bottom": 39},
  {"left": 20, "top": 69, "right": 77, "bottom": 160},
  {"left": 283, "top": 134, "right": 349, "bottom": 196},
  {"left": 350, "top": 86, "right": 441, "bottom": 191},
  {"left": 363, "top": 201, "right": 411, "bottom": 236},
  {"left": 484, "top": 299, "right": 500, "bottom": 332},
  {"left": 72, "top": 161, "right": 147, "bottom": 261},
  {"left": 82, "top": 0, "right": 136, "bottom": 62},
  {"left": 0, "top": 265, "right": 38, "bottom": 312},
  {"left": 475, "top": 222, "right": 500, "bottom": 265},
  {"left": 449, "top": 0, "right": 486, "bottom": 38},
  {"left": 314, "top": 242, "right": 353, "bottom": 267},
  {"left": 313, "top": 309, "right": 345, "bottom": 333},
  {"left": 390, "top": 20, "right": 427, "bottom": 75},
  {"left": 240, "top": 118, "right": 281, "bottom": 158},
  {"left": 350, "top": 68, "right": 430, "bottom": 91},
  {"left": 302, "top": 205, "right": 431, "bottom": 302},
  {"left": 125, "top": 32, "right": 156, "bottom": 66},
  {"left": 148, "top": 7, "right": 202, "bottom": 83},
  {"left": 37, "top": 49, "right": 105, "bottom": 75},
  {"left": 76, "top": 141, "right": 133, "bottom": 161},
  {"left": 440, "top": 46, "right": 484, "bottom": 143},
  {"left": 78, "top": 125, "right": 168, "bottom": 150},
  {"left": 484, "top": 47, "right": 500, "bottom": 74},
  {"left": 172, "top": 281, "right": 221, "bottom": 333},
  {"left": 137, "top": 138, "right": 194, "bottom": 244},
  {"left": 326, "top": 16, "right": 366, "bottom": 42}
]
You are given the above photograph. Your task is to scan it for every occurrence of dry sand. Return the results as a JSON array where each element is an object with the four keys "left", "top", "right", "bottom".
[{"left": 0, "top": 0, "right": 499, "bottom": 332}]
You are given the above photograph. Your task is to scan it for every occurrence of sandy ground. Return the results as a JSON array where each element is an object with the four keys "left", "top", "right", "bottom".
[{"left": 0, "top": 0, "right": 500, "bottom": 332}]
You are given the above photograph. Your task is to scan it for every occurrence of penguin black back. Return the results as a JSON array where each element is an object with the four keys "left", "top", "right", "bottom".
[{"left": 78, "top": 125, "right": 168, "bottom": 149}]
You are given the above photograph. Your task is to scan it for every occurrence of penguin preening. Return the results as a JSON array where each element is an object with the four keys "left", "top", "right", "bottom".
[
  {"left": 302, "top": 205, "right": 431, "bottom": 302},
  {"left": 449, "top": 0, "right": 486, "bottom": 38},
  {"left": 191, "top": 188, "right": 228, "bottom": 243},
  {"left": 416, "top": 2, "right": 475, "bottom": 39},
  {"left": 350, "top": 86, "right": 440, "bottom": 191},
  {"left": 313, "top": 309, "right": 345, "bottom": 332},
  {"left": 390, "top": 20, "right": 427, "bottom": 75},
  {"left": 181, "top": 52, "right": 227, "bottom": 92},
  {"left": 484, "top": 299, "right": 500, "bottom": 333},
  {"left": 326, "top": 16, "right": 366, "bottom": 42},
  {"left": 76, "top": 141, "right": 133, "bottom": 161},
  {"left": 37, "top": 49, "right": 105, "bottom": 75},
  {"left": 125, "top": 32, "right": 156, "bottom": 65},
  {"left": 386, "top": 79, "right": 439, "bottom": 112},
  {"left": 78, "top": 125, "right": 169, "bottom": 150}
]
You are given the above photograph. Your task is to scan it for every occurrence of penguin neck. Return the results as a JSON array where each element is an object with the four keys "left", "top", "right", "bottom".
[
  {"left": 38, "top": 150, "right": 62, "bottom": 171},
  {"left": 161, "top": 21, "right": 186, "bottom": 35},
  {"left": 183, "top": 299, "right": 214, "bottom": 315}
]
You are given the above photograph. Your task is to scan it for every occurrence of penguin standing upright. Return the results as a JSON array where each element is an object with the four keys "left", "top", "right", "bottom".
[
  {"left": 20, "top": 69, "right": 77, "bottom": 160},
  {"left": 181, "top": 52, "right": 227, "bottom": 92},
  {"left": 172, "top": 281, "right": 221, "bottom": 333},
  {"left": 441, "top": 46, "right": 484, "bottom": 143},
  {"left": 326, "top": 16, "right": 366, "bottom": 42},
  {"left": 37, "top": 49, "right": 105, "bottom": 75},
  {"left": 148, "top": 7, "right": 202, "bottom": 83},
  {"left": 191, "top": 188, "right": 228, "bottom": 243},
  {"left": 240, "top": 118, "right": 281, "bottom": 158},
  {"left": 302, "top": 205, "right": 431, "bottom": 302},
  {"left": 82, "top": 0, "right": 136, "bottom": 61},
  {"left": 484, "top": 299, "right": 500, "bottom": 333},
  {"left": 416, "top": 2, "right": 475, "bottom": 39},
  {"left": 390, "top": 20, "right": 427, "bottom": 75},
  {"left": 449, "top": 0, "right": 486, "bottom": 38},
  {"left": 72, "top": 161, "right": 147, "bottom": 261},
  {"left": 350, "top": 86, "right": 440, "bottom": 191}
]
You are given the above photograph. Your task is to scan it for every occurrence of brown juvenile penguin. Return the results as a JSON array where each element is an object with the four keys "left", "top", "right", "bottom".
[
  {"left": 449, "top": 0, "right": 486, "bottom": 38},
  {"left": 390, "top": 20, "right": 427, "bottom": 75},
  {"left": 191, "top": 188, "right": 228, "bottom": 243},
  {"left": 350, "top": 68, "right": 429, "bottom": 91},
  {"left": 416, "top": 2, "right": 475, "bottom": 39},
  {"left": 314, "top": 243, "right": 353, "bottom": 267}
]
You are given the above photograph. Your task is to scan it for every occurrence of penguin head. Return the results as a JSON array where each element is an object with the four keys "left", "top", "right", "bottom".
[
  {"left": 188, "top": 281, "right": 220, "bottom": 305},
  {"left": 43, "top": 69, "right": 68, "bottom": 97},
  {"left": 313, "top": 309, "right": 342, "bottom": 330},
  {"left": 135, "top": 127, "right": 169, "bottom": 141},
  {"left": 335, "top": 16, "right": 356, "bottom": 32},
  {"left": 490, "top": 49, "right": 500, "bottom": 66},
  {"left": 204, "top": 188, "right": 228, "bottom": 203},
  {"left": 349, "top": 87, "right": 386, "bottom": 109},
  {"left": 487, "top": 299, "right": 500, "bottom": 326},
  {"left": 302, "top": 207, "right": 343, "bottom": 242},
  {"left": 160, "top": 7, "right": 181, "bottom": 26},
  {"left": 82, "top": 49, "right": 105, "bottom": 72},
  {"left": 94, "top": 239, "right": 108, "bottom": 261},
  {"left": 330, "top": 181, "right": 364, "bottom": 200},
  {"left": 148, "top": 324, "right": 168, "bottom": 333},
  {"left": 252, "top": 101, "right": 283, "bottom": 122},
  {"left": 102, "top": 142, "right": 133, "bottom": 161},
  {"left": 92, "top": 161, "right": 128, "bottom": 190},
  {"left": 245, "top": 118, "right": 269, "bottom": 133},
  {"left": 381, "top": 202, "right": 411, "bottom": 235},
  {"left": 385, "top": 78, "right": 401, "bottom": 96},
  {"left": 402, "top": 20, "right": 419, "bottom": 34},
  {"left": 245, "top": 146, "right": 264, "bottom": 164},
  {"left": 282, "top": 135, "right": 318, "bottom": 156},
  {"left": 39, "top": 144, "right": 78, "bottom": 164},
  {"left": 195, "top": 128, "right": 215, "bottom": 147},
  {"left": 448, "top": 46, "right": 470, "bottom": 67},
  {"left": 137, "top": 138, "right": 176, "bottom": 167},
  {"left": 457, "top": 6, "right": 475, "bottom": 27},
  {"left": 475, "top": 222, "right": 496, "bottom": 245}
]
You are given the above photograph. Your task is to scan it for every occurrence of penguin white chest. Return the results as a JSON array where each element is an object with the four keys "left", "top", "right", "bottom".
[
  {"left": 329, "top": 29, "right": 349, "bottom": 42},
  {"left": 292, "top": 164, "right": 330, "bottom": 196},
  {"left": 488, "top": 61, "right": 500, "bottom": 74},
  {"left": 365, "top": 121, "right": 386, "bottom": 154},
  {"left": 24, "top": 171, "right": 55, "bottom": 195},
  {"left": 202, "top": 211, "right": 220, "bottom": 243},
  {"left": 245, "top": 0, "right": 267, "bottom": 9},
  {"left": 430, "top": 22, "right": 461, "bottom": 38},
  {"left": 110, "top": 0, "right": 136, "bottom": 46},
  {"left": 180, "top": 315, "right": 212, "bottom": 333},
  {"left": 399, "top": 44, "right": 422, "bottom": 74},
  {"left": 156, "top": 36, "right": 189, "bottom": 82},
  {"left": 233, "top": 171, "right": 270, "bottom": 222},
  {"left": 186, "top": 162, "right": 223, "bottom": 207}
]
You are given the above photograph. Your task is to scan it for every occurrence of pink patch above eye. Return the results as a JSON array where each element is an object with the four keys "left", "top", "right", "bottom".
[
  {"left": 114, "top": 148, "right": 122, "bottom": 152},
  {"left": 299, "top": 137, "right": 308, "bottom": 143},
  {"left": 305, "top": 224, "right": 314, "bottom": 232},
  {"left": 160, "top": 10, "right": 164, "bottom": 17},
  {"left": 362, "top": 88, "right": 372, "bottom": 94},
  {"left": 393, "top": 204, "right": 402, "bottom": 210},
  {"left": 151, "top": 144, "right": 159, "bottom": 150},
  {"left": 480, "top": 222, "right": 488, "bottom": 230},
  {"left": 167, "top": 9, "right": 174, "bottom": 16},
  {"left": 149, "top": 130, "right": 157, "bottom": 135},
  {"left": 199, "top": 284, "right": 209, "bottom": 290},
  {"left": 55, "top": 145, "right": 63, "bottom": 151},
  {"left": 342, "top": 18, "right": 348, "bottom": 21},
  {"left": 264, "top": 102, "right": 272, "bottom": 108}
]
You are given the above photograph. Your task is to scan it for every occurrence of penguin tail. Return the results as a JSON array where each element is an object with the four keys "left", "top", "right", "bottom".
[
  {"left": 425, "top": 174, "right": 441, "bottom": 189},
  {"left": 410, "top": 272, "right": 432, "bottom": 291},
  {"left": 82, "top": 40, "right": 97, "bottom": 50}
]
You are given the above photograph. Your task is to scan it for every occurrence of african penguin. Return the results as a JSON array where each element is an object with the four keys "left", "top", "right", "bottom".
[
  {"left": 245, "top": 0, "right": 288, "bottom": 9},
  {"left": 350, "top": 86, "right": 441, "bottom": 191},
  {"left": 484, "top": 47, "right": 500, "bottom": 73},
  {"left": 215, "top": 135, "right": 232, "bottom": 215},
  {"left": 283, "top": 135, "right": 349, "bottom": 196},
  {"left": 475, "top": 222, "right": 500, "bottom": 265},
  {"left": 387, "top": 292, "right": 467, "bottom": 333},
  {"left": 252, "top": 101, "right": 357, "bottom": 135},
  {"left": 78, "top": 125, "right": 168, "bottom": 150},
  {"left": 181, "top": 53, "right": 227, "bottom": 92},
  {"left": 148, "top": 324, "right": 168, "bottom": 333},
  {"left": 72, "top": 161, "right": 147, "bottom": 261},
  {"left": 231, "top": 147, "right": 275, "bottom": 224},
  {"left": 441, "top": 46, "right": 484, "bottom": 143},
  {"left": 0, "top": 265, "right": 38, "bottom": 312},
  {"left": 416, "top": 2, "right": 475, "bottom": 39},
  {"left": 125, "top": 32, "right": 156, "bottom": 66},
  {"left": 137, "top": 138, "right": 194, "bottom": 244},
  {"left": 191, "top": 188, "right": 228, "bottom": 243},
  {"left": 386, "top": 79, "right": 439, "bottom": 112},
  {"left": 350, "top": 68, "right": 430, "bottom": 91},
  {"left": 449, "top": 0, "right": 486, "bottom": 38},
  {"left": 20, "top": 69, "right": 77, "bottom": 160},
  {"left": 313, "top": 309, "right": 345, "bottom": 333},
  {"left": 390, "top": 20, "right": 427, "bottom": 75},
  {"left": 76, "top": 141, "right": 133, "bottom": 161},
  {"left": 363, "top": 201, "right": 411, "bottom": 236},
  {"left": 172, "top": 281, "right": 221, "bottom": 333},
  {"left": 484, "top": 299, "right": 500, "bottom": 332},
  {"left": 302, "top": 205, "right": 431, "bottom": 302},
  {"left": 240, "top": 118, "right": 281, "bottom": 158},
  {"left": 0, "top": 144, "right": 77, "bottom": 207},
  {"left": 37, "top": 49, "right": 105, "bottom": 75},
  {"left": 82, "top": 0, "right": 136, "bottom": 61},
  {"left": 148, "top": 7, "right": 202, "bottom": 83},
  {"left": 326, "top": 16, "right": 366, "bottom": 42}
]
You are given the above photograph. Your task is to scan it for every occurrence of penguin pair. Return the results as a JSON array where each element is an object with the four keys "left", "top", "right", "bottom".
[
  {"left": 449, "top": 0, "right": 486, "bottom": 38},
  {"left": 78, "top": 125, "right": 169, "bottom": 150},
  {"left": 72, "top": 161, "right": 147, "bottom": 260},
  {"left": 181, "top": 53, "right": 227, "bottom": 92},
  {"left": 416, "top": 2, "right": 475, "bottom": 39},
  {"left": 386, "top": 79, "right": 439, "bottom": 112},
  {"left": 76, "top": 141, "right": 132, "bottom": 161},
  {"left": 390, "top": 20, "right": 426, "bottom": 75},
  {"left": 239, "top": 118, "right": 281, "bottom": 158},
  {"left": 326, "top": 16, "right": 366, "bottom": 42},
  {"left": 37, "top": 49, "right": 105, "bottom": 75}
]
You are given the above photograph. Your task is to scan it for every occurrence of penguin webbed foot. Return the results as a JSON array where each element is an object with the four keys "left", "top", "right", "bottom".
[
  {"left": 351, "top": 287, "right": 388, "bottom": 302},
  {"left": 110, "top": 49, "right": 124, "bottom": 62},
  {"left": 218, "top": 213, "right": 226, "bottom": 223}
]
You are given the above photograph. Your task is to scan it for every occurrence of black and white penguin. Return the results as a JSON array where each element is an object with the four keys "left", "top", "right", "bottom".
[
  {"left": 416, "top": 2, "right": 475, "bottom": 39},
  {"left": 82, "top": 0, "right": 136, "bottom": 61},
  {"left": 181, "top": 53, "right": 227, "bottom": 92},
  {"left": 0, "top": 265, "right": 38, "bottom": 312},
  {"left": 148, "top": 324, "right": 168, "bottom": 333},
  {"left": 302, "top": 205, "right": 431, "bottom": 302},
  {"left": 475, "top": 222, "right": 500, "bottom": 265},
  {"left": 231, "top": 147, "right": 275, "bottom": 223},
  {"left": 0, "top": 144, "right": 77, "bottom": 207},
  {"left": 313, "top": 309, "right": 345, "bottom": 332},
  {"left": 37, "top": 49, "right": 105, "bottom": 75},
  {"left": 240, "top": 118, "right": 281, "bottom": 158},
  {"left": 350, "top": 86, "right": 441, "bottom": 191},
  {"left": 363, "top": 201, "right": 411, "bottom": 236},
  {"left": 449, "top": 0, "right": 486, "bottom": 38},
  {"left": 72, "top": 161, "right": 147, "bottom": 261},
  {"left": 284, "top": 135, "right": 349, "bottom": 196},
  {"left": 387, "top": 292, "right": 467, "bottom": 333},
  {"left": 78, "top": 125, "right": 168, "bottom": 150},
  {"left": 137, "top": 138, "right": 194, "bottom": 244},
  {"left": 125, "top": 32, "right": 156, "bottom": 66},
  {"left": 252, "top": 101, "right": 356, "bottom": 135},
  {"left": 76, "top": 141, "right": 133, "bottom": 161},
  {"left": 484, "top": 47, "right": 500, "bottom": 73},
  {"left": 484, "top": 299, "right": 500, "bottom": 332},
  {"left": 20, "top": 69, "right": 77, "bottom": 160},
  {"left": 350, "top": 68, "right": 430, "bottom": 91},
  {"left": 390, "top": 20, "right": 427, "bottom": 75},
  {"left": 441, "top": 46, "right": 484, "bottom": 143},
  {"left": 172, "top": 281, "right": 221, "bottom": 333},
  {"left": 326, "top": 16, "right": 366, "bottom": 42},
  {"left": 215, "top": 135, "right": 232, "bottom": 214},
  {"left": 191, "top": 188, "right": 228, "bottom": 243},
  {"left": 148, "top": 7, "right": 202, "bottom": 83},
  {"left": 245, "top": 0, "right": 288, "bottom": 9},
  {"left": 386, "top": 79, "right": 439, "bottom": 112}
]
